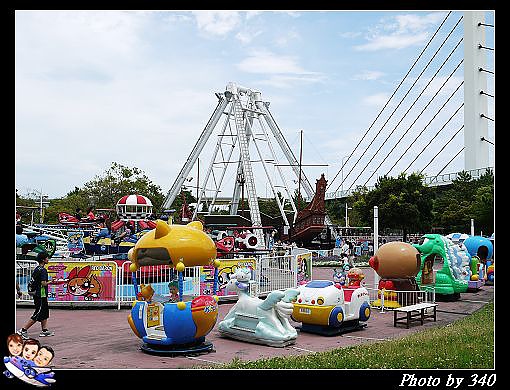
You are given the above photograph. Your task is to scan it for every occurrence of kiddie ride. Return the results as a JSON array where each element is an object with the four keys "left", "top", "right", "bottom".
[
  {"left": 127, "top": 220, "right": 221, "bottom": 356},
  {"left": 413, "top": 234, "right": 477, "bottom": 301},
  {"left": 218, "top": 268, "right": 300, "bottom": 347},
  {"left": 291, "top": 268, "right": 371, "bottom": 336},
  {"left": 369, "top": 241, "right": 421, "bottom": 309}
]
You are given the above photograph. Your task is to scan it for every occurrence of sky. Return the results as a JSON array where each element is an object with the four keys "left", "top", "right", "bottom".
[{"left": 15, "top": 10, "right": 495, "bottom": 201}]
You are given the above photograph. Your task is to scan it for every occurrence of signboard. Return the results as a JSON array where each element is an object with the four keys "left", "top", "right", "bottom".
[
  {"left": 296, "top": 252, "right": 312, "bottom": 285},
  {"left": 46, "top": 261, "right": 117, "bottom": 301},
  {"left": 200, "top": 258, "right": 256, "bottom": 297},
  {"left": 67, "top": 230, "right": 84, "bottom": 253}
]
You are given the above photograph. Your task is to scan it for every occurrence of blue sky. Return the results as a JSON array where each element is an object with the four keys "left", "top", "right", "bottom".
[{"left": 15, "top": 10, "right": 495, "bottom": 200}]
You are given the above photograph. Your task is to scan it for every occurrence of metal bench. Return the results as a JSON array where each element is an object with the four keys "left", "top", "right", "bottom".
[{"left": 393, "top": 302, "right": 438, "bottom": 328}]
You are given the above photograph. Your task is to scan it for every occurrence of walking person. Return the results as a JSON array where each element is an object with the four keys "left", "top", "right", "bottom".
[{"left": 17, "top": 252, "right": 54, "bottom": 339}]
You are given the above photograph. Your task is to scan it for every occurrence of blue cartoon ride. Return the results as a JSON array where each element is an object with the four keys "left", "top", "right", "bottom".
[{"left": 3, "top": 356, "right": 55, "bottom": 387}]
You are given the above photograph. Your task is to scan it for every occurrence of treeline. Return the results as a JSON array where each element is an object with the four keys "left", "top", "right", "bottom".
[{"left": 16, "top": 162, "right": 494, "bottom": 237}]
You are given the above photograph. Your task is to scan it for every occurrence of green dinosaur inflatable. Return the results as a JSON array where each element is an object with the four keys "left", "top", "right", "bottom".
[{"left": 413, "top": 234, "right": 469, "bottom": 298}]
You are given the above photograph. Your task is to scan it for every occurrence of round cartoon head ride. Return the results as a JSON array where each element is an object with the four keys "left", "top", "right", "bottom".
[
  {"left": 127, "top": 220, "right": 221, "bottom": 355},
  {"left": 369, "top": 242, "right": 421, "bottom": 308}
]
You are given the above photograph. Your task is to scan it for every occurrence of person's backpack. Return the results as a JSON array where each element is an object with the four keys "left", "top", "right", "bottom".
[{"left": 27, "top": 266, "right": 41, "bottom": 296}]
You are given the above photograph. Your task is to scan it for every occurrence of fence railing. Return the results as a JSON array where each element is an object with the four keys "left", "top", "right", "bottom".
[
  {"left": 257, "top": 254, "right": 297, "bottom": 294},
  {"left": 16, "top": 253, "right": 309, "bottom": 308},
  {"left": 16, "top": 256, "right": 431, "bottom": 312},
  {"left": 366, "top": 287, "right": 436, "bottom": 312}
]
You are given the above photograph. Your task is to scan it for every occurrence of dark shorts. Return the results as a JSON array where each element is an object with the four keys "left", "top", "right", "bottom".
[{"left": 31, "top": 296, "right": 49, "bottom": 322}]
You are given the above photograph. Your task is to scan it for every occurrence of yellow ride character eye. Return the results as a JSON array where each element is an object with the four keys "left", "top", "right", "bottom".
[{"left": 317, "top": 297, "right": 324, "bottom": 305}]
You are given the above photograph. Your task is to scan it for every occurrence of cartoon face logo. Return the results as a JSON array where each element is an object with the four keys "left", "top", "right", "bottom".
[
  {"left": 34, "top": 347, "right": 54, "bottom": 367},
  {"left": 217, "top": 266, "right": 237, "bottom": 291},
  {"left": 22, "top": 340, "right": 40, "bottom": 360},
  {"left": 7, "top": 334, "right": 23, "bottom": 356},
  {"left": 65, "top": 266, "right": 102, "bottom": 300}
]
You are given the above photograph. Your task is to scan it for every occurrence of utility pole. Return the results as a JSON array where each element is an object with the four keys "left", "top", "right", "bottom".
[{"left": 297, "top": 130, "right": 303, "bottom": 210}]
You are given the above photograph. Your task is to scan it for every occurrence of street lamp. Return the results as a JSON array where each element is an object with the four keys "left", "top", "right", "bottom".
[{"left": 345, "top": 203, "right": 352, "bottom": 227}]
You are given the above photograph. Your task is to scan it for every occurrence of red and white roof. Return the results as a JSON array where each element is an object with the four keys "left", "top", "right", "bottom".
[{"left": 116, "top": 194, "right": 153, "bottom": 206}]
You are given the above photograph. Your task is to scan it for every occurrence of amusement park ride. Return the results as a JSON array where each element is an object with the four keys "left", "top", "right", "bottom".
[{"left": 162, "top": 82, "right": 334, "bottom": 249}]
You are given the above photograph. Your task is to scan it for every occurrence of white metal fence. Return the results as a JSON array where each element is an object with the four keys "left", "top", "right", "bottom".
[
  {"left": 16, "top": 260, "right": 38, "bottom": 301},
  {"left": 367, "top": 287, "right": 436, "bottom": 312},
  {"left": 16, "top": 257, "right": 434, "bottom": 311},
  {"left": 116, "top": 262, "right": 200, "bottom": 304},
  {"left": 16, "top": 253, "right": 307, "bottom": 307},
  {"left": 256, "top": 254, "right": 297, "bottom": 294}
]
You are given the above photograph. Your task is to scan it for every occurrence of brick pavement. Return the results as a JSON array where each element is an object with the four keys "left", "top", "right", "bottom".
[{"left": 14, "top": 267, "right": 494, "bottom": 369}]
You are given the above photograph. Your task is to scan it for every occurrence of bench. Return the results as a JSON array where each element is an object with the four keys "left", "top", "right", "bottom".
[{"left": 393, "top": 302, "right": 438, "bottom": 328}]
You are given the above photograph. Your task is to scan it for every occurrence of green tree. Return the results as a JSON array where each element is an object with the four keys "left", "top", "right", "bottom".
[
  {"left": 432, "top": 170, "right": 494, "bottom": 234},
  {"left": 33, "top": 163, "right": 166, "bottom": 224},
  {"left": 259, "top": 192, "right": 284, "bottom": 217},
  {"left": 354, "top": 173, "right": 433, "bottom": 240}
]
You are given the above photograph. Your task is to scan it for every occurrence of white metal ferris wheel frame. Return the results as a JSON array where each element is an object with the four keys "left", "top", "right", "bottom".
[{"left": 163, "top": 82, "right": 319, "bottom": 247}]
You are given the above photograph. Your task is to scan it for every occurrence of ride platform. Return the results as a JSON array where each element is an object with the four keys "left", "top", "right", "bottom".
[
  {"left": 140, "top": 339, "right": 214, "bottom": 356},
  {"left": 296, "top": 320, "right": 367, "bottom": 336}
]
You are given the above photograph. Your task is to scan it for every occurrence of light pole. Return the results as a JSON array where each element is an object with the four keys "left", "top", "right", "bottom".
[
  {"left": 38, "top": 189, "right": 49, "bottom": 224},
  {"left": 345, "top": 203, "right": 352, "bottom": 227}
]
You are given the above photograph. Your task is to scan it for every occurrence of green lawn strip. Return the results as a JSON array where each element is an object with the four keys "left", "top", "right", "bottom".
[{"left": 208, "top": 302, "right": 493, "bottom": 369}]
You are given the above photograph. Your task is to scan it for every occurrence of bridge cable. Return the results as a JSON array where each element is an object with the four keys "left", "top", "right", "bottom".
[
  {"left": 385, "top": 81, "right": 464, "bottom": 176},
  {"left": 419, "top": 126, "right": 464, "bottom": 173},
  {"left": 333, "top": 16, "right": 464, "bottom": 193},
  {"left": 362, "top": 64, "right": 464, "bottom": 186},
  {"left": 435, "top": 147, "right": 465, "bottom": 176},
  {"left": 402, "top": 104, "right": 464, "bottom": 173},
  {"left": 325, "top": 11, "right": 454, "bottom": 192},
  {"left": 344, "top": 39, "right": 464, "bottom": 192}
]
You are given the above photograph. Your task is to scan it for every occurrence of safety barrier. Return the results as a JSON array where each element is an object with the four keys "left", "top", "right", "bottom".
[
  {"left": 16, "top": 253, "right": 312, "bottom": 308},
  {"left": 367, "top": 287, "right": 436, "bottom": 312},
  {"left": 16, "top": 260, "right": 38, "bottom": 302},
  {"left": 257, "top": 254, "right": 297, "bottom": 294}
]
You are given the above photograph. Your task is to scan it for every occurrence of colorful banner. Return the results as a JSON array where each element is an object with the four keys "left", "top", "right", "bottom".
[
  {"left": 200, "top": 258, "right": 256, "bottom": 296},
  {"left": 46, "top": 261, "right": 117, "bottom": 301},
  {"left": 67, "top": 230, "right": 84, "bottom": 253},
  {"left": 296, "top": 252, "right": 312, "bottom": 285}
]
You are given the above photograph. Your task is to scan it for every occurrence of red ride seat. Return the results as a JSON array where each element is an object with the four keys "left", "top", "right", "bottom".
[{"left": 343, "top": 288, "right": 355, "bottom": 302}]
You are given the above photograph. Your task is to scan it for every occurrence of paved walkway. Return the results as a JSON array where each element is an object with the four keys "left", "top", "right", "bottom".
[{"left": 14, "top": 267, "right": 494, "bottom": 369}]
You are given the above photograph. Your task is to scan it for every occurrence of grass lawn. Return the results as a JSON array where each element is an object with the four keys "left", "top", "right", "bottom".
[{"left": 211, "top": 301, "right": 494, "bottom": 369}]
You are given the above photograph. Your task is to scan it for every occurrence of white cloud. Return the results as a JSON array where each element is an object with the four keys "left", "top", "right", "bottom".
[
  {"left": 356, "top": 32, "right": 429, "bottom": 51},
  {"left": 353, "top": 70, "right": 385, "bottom": 81},
  {"left": 257, "top": 74, "right": 325, "bottom": 88},
  {"left": 235, "top": 29, "right": 263, "bottom": 44},
  {"left": 355, "top": 12, "right": 447, "bottom": 51},
  {"left": 340, "top": 31, "right": 362, "bottom": 39},
  {"left": 192, "top": 11, "right": 241, "bottom": 36},
  {"left": 363, "top": 92, "right": 391, "bottom": 107},
  {"left": 275, "top": 30, "right": 300, "bottom": 46},
  {"left": 237, "top": 50, "right": 307, "bottom": 74}
]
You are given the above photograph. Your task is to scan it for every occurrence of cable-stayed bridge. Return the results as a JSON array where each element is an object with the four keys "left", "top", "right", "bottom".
[
  {"left": 164, "top": 11, "right": 494, "bottom": 239},
  {"left": 321, "top": 11, "right": 494, "bottom": 201}
]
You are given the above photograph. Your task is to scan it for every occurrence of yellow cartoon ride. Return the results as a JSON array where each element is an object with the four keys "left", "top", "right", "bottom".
[{"left": 127, "top": 220, "right": 221, "bottom": 355}]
